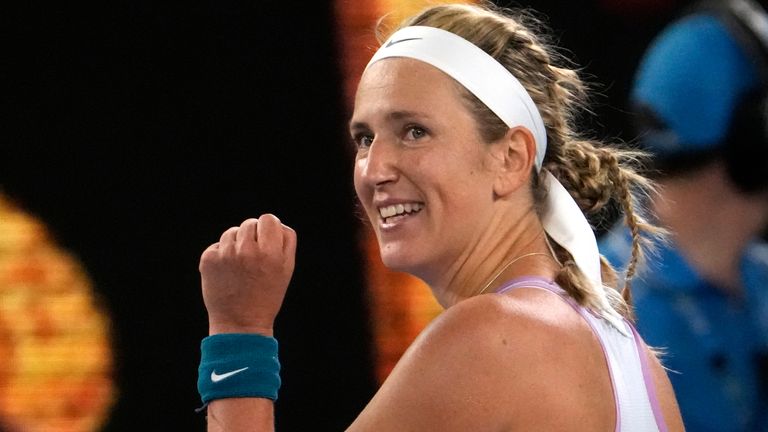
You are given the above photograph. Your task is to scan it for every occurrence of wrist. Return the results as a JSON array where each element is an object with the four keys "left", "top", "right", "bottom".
[
  {"left": 208, "top": 321, "right": 274, "bottom": 337},
  {"left": 197, "top": 333, "right": 281, "bottom": 405}
]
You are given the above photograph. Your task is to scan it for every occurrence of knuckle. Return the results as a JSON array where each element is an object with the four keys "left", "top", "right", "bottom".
[
  {"left": 199, "top": 255, "right": 215, "bottom": 272},
  {"left": 219, "top": 227, "right": 238, "bottom": 240},
  {"left": 260, "top": 213, "right": 280, "bottom": 225},
  {"left": 240, "top": 218, "right": 258, "bottom": 228},
  {"left": 200, "top": 246, "right": 217, "bottom": 261}
]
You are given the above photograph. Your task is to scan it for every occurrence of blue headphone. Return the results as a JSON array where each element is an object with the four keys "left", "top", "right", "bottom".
[{"left": 632, "top": 0, "right": 768, "bottom": 191}]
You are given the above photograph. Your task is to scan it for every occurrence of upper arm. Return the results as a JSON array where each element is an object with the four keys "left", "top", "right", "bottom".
[
  {"left": 639, "top": 339, "right": 687, "bottom": 432},
  {"left": 347, "top": 295, "right": 543, "bottom": 432}
]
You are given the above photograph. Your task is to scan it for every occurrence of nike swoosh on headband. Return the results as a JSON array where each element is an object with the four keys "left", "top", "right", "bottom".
[
  {"left": 386, "top": 37, "right": 423, "bottom": 48},
  {"left": 211, "top": 367, "right": 249, "bottom": 383}
]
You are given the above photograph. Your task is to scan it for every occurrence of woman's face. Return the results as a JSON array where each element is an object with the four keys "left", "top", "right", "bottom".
[{"left": 351, "top": 58, "right": 499, "bottom": 282}]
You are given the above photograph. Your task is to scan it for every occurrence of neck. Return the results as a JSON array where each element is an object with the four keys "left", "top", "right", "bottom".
[
  {"left": 429, "top": 207, "right": 558, "bottom": 308},
  {"left": 475, "top": 251, "right": 553, "bottom": 295}
]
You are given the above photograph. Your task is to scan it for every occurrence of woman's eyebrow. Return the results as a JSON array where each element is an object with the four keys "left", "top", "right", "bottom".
[
  {"left": 388, "top": 110, "right": 429, "bottom": 121},
  {"left": 349, "top": 110, "right": 431, "bottom": 131},
  {"left": 348, "top": 120, "right": 370, "bottom": 133}
]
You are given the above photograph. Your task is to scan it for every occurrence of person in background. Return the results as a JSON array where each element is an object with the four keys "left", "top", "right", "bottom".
[
  {"left": 599, "top": 1, "right": 768, "bottom": 430},
  {"left": 196, "top": 2, "right": 685, "bottom": 430}
]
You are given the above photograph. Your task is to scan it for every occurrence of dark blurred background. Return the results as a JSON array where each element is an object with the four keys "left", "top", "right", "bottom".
[{"left": 4, "top": 0, "right": 696, "bottom": 430}]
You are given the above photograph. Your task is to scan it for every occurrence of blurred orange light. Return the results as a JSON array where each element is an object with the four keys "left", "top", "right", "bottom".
[{"left": 0, "top": 193, "right": 116, "bottom": 432}]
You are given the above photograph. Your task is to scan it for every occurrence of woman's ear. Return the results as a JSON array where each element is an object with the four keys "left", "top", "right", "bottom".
[{"left": 492, "top": 127, "right": 537, "bottom": 197}]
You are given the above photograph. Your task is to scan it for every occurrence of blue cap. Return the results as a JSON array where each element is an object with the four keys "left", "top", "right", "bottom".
[{"left": 631, "top": 13, "right": 760, "bottom": 156}]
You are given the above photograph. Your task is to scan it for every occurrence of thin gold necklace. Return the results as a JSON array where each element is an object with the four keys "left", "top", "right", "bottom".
[{"left": 476, "top": 252, "right": 551, "bottom": 296}]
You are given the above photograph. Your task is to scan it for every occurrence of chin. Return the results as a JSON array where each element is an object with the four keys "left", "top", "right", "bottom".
[
  {"left": 379, "top": 251, "right": 410, "bottom": 273},
  {"left": 379, "top": 245, "right": 414, "bottom": 270},
  {"left": 378, "top": 246, "right": 431, "bottom": 281}
]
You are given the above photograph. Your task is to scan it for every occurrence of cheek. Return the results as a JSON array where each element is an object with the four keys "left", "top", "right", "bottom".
[{"left": 352, "top": 162, "right": 371, "bottom": 209}]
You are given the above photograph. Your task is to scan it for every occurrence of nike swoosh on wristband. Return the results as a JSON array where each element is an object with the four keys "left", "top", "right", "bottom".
[
  {"left": 385, "top": 37, "right": 422, "bottom": 48},
  {"left": 211, "top": 367, "right": 249, "bottom": 383}
]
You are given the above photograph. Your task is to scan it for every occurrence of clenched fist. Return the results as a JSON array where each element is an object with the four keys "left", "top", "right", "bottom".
[{"left": 199, "top": 214, "right": 297, "bottom": 336}]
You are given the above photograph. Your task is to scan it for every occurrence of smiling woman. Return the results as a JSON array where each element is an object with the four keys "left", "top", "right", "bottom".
[
  {"left": 195, "top": 2, "right": 686, "bottom": 431},
  {"left": 351, "top": 58, "right": 502, "bottom": 290}
]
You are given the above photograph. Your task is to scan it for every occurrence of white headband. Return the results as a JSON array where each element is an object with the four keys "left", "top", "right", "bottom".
[
  {"left": 368, "top": 26, "right": 548, "bottom": 170},
  {"left": 367, "top": 26, "right": 626, "bottom": 331}
]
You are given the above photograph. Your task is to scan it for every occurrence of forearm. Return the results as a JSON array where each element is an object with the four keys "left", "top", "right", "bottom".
[{"left": 207, "top": 398, "right": 275, "bottom": 432}]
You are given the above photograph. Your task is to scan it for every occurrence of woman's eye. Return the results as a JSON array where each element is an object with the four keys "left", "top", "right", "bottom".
[
  {"left": 405, "top": 126, "right": 427, "bottom": 140},
  {"left": 353, "top": 134, "right": 374, "bottom": 148}
]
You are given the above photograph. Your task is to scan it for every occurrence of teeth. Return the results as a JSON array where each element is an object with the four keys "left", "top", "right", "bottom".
[{"left": 378, "top": 202, "right": 423, "bottom": 220}]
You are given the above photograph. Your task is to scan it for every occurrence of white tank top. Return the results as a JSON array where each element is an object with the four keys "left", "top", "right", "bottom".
[{"left": 496, "top": 277, "right": 668, "bottom": 432}]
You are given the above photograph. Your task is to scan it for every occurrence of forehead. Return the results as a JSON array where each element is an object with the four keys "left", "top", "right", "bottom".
[{"left": 352, "top": 58, "right": 469, "bottom": 120}]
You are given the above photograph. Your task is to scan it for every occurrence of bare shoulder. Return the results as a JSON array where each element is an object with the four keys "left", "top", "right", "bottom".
[
  {"left": 349, "top": 290, "right": 600, "bottom": 431},
  {"left": 418, "top": 290, "right": 579, "bottom": 359},
  {"left": 350, "top": 289, "right": 685, "bottom": 431}
]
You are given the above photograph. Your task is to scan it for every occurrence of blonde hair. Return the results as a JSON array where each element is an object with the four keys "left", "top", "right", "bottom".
[{"left": 379, "top": 2, "right": 665, "bottom": 321}]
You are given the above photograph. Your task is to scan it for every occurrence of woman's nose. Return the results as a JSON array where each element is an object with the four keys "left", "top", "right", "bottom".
[{"left": 357, "top": 138, "right": 399, "bottom": 186}]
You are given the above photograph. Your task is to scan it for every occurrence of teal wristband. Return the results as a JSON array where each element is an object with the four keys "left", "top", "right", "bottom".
[{"left": 197, "top": 333, "right": 281, "bottom": 404}]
